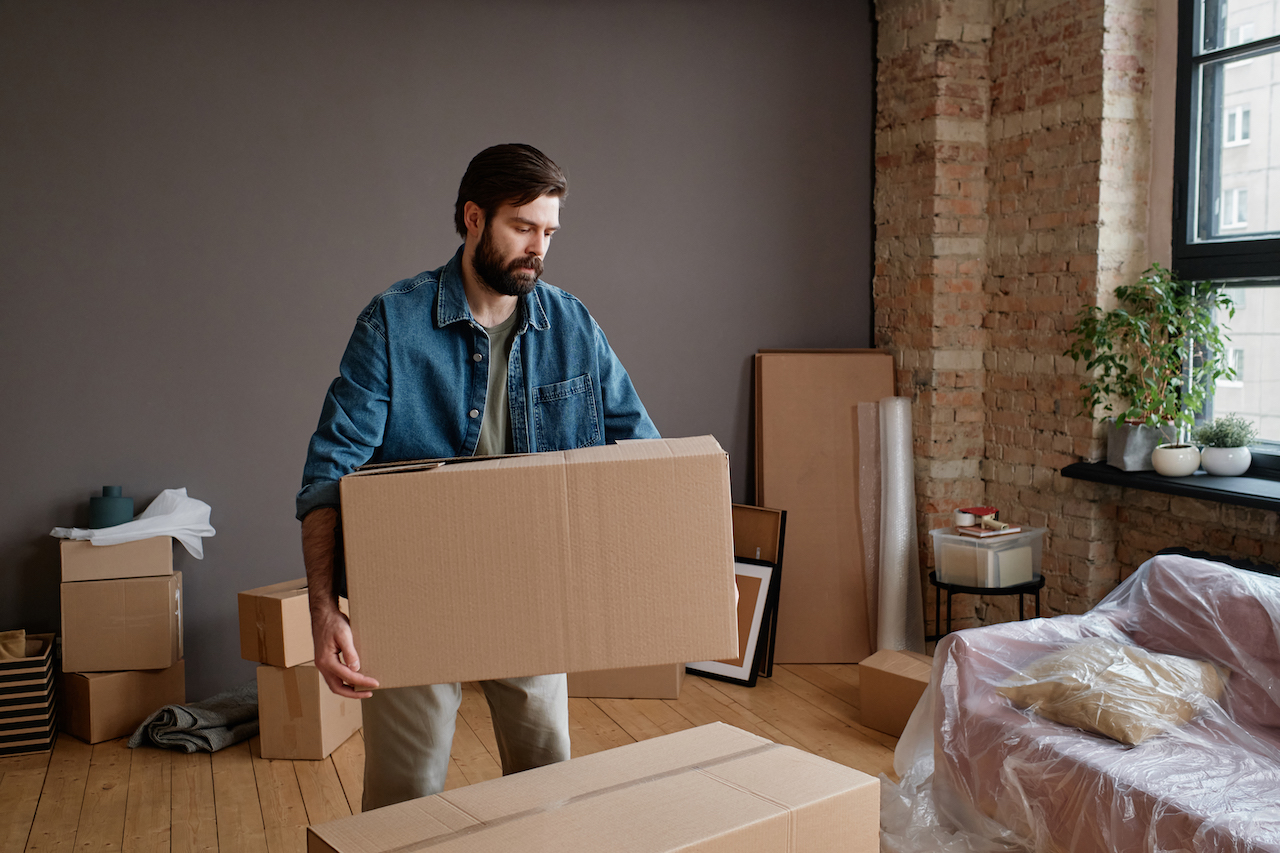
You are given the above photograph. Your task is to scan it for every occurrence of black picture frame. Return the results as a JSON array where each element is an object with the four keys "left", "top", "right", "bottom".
[{"left": 686, "top": 557, "right": 778, "bottom": 687}]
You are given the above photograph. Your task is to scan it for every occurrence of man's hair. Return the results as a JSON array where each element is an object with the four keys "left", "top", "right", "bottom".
[{"left": 454, "top": 144, "right": 568, "bottom": 238}]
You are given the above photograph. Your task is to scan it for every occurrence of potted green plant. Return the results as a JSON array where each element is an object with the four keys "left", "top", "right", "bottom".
[
  {"left": 1065, "top": 263, "right": 1235, "bottom": 472},
  {"left": 1192, "top": 413, "right": 1257, "bottom": 476}
]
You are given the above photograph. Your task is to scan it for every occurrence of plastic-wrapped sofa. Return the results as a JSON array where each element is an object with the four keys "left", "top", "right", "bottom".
[{"left": 914, "top": 552, "right": 1280, "bottom": 853}]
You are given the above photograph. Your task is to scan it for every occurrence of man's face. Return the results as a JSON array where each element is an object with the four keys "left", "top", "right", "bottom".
[{"left": 470, "top": 195, "right": 561, "bottom": 297}]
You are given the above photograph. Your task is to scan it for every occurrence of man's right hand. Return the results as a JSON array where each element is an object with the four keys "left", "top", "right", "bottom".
[
  {"left": 311, "top": 605, "right": 379, "bottom": 699},
  {"left": 301, "top": 506, "right": 379, "bottom": 699}
]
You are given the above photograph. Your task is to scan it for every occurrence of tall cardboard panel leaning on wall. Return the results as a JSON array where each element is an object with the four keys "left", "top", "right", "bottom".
[{"left": 755, "top": 350, "right": 895, "bottom": 662}]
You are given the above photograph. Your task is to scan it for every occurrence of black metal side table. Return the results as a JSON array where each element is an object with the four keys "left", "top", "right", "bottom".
[{"left": 927, "top": 571, "right": 1045, "bottom": 642}]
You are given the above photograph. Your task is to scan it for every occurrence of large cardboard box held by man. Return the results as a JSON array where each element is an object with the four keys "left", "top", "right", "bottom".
[
  {"left": 308, "top": 722, "right": 881, "bottom": 853},
  {"left": 338, "top": 436, "right": 738, "bottom": 689}
]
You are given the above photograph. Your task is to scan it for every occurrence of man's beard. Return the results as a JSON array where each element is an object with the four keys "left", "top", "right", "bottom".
[{"left": 472, "top": 226, "right": 542, "bottom": 297}]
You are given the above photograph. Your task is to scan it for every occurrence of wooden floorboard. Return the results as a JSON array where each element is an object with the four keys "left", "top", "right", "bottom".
[
  {"left": 74, "top": 738, "right": 133, "bottom": 853},
  {"left": 24, "top": 735, "right": 94, "bottom": 853},
  {"left": 327, "top": 732, "right": 364, "bottom": 815},
  {"left": 0, "top": 745, "right": 51, "bottom": 852},
  {"left": 248, "top": 739, "right": 308, "bottom": 853},
  {"left": 170, "top": 751, "right": 217, "bottom": 853},
  {"left": 121, "top": 743, "right": 171, "bottom": 853},
  {"left": 210, "top": 740, "right": 268, "bottom": 853},
  {"left": 9, "top": 673, "right": 898, "bottom": 849}
]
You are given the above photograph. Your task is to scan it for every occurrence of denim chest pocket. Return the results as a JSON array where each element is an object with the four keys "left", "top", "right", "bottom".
[{"left": 532, "top": 374, "right": 602, "bottom": 452}]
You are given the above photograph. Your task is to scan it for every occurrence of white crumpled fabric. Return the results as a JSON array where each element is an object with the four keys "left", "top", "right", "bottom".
[{"left": 51, "top": 488, "right": 215, "bottom": 559}]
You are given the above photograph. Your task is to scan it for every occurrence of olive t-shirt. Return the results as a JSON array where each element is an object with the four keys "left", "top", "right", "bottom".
[{"left": 475, "top": 311, "right": 518, "bottom": 457}]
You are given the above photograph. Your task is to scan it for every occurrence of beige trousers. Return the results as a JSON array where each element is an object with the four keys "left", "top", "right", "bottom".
[{"left": 360, "top": 673, "right": 570, "bottom": 811}]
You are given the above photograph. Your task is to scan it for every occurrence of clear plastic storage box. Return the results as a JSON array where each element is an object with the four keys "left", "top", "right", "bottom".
[{"left": 929, "top": 527, "right": 1046, "bottom": 588}]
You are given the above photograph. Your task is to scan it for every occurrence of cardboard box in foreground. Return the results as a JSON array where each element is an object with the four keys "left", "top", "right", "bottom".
[
  {"left": 60, "top": 536, "right": 173, "bottom": 582},
  {"left": 339, "top": 436, "right": 738, "bottom": 688},
  {"left": 308, "top": 722, "right": 880, "bottom": 853},
  {"left": 257, "top": 663, "right": 362, "bottom": 760},
  {"left": 61, "top": 573, "right": 183, "bottom": 673},
  {"left": 61, "top": 662, "right": 186, "bottom": 744},
  {"left": 859, "top": 649, "right": 933, "bottom": 737}
]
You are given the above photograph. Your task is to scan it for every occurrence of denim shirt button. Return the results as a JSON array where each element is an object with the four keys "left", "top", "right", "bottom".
[
  {"left": 473, "top": 353, "right": 483, "bottom": 362},
  {"left": 469, "top": 409, "right": 479, "bottom": 418}
]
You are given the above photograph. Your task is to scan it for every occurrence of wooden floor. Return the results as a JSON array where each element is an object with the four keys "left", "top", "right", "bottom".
[{"left": 0, "top": 665, "right": 896, "bottom": 852}]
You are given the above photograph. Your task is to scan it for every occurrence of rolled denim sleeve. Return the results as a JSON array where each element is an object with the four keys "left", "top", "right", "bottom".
[
  {"left": 296, "top": 306, "right": 391, "bottom": 520},
  {"left": 594, "top": 321, "right": 661, "bottom": 443}
]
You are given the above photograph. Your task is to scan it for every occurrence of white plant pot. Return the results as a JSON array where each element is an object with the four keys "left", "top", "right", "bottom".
[
  {"left": 1151, "top": 444, "right": 1201, "bottom": 477},
  {"left": 1200, "top": 446, "right": 1252, "bottom": 477}
]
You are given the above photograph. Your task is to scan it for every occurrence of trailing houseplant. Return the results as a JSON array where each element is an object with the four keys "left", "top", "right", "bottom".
[
  {"left": 1191, "top": 413, "right": 1257, "bottom": 476},
  {"left": 1065, "top": 263, "right": 1235, "bottom": 471}
]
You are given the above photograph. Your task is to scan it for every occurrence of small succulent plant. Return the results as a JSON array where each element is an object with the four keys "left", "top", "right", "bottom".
[{"left": 1191, "top": 414, "right": 1258, "bottom": 448}]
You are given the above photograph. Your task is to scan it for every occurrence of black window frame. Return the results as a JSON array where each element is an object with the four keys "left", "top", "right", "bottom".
[
  {"left": 1173, "top": 0, "right": 1280, "bottom": 280},
  {"left": 1173, "top": 0, "right": 1280, "bottom": 479}
]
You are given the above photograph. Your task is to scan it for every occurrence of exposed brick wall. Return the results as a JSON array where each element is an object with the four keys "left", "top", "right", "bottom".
[
  {"left": 874, "top": 0, "right": 1278, "bottom": 635},
  {"left": 874, "top": 0, "right": 993, "bottom": 631}
]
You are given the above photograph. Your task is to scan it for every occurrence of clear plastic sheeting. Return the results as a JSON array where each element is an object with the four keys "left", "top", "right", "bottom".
[
  {"left": 878, "top": 396, "right": 925, "bottom": 653},
  {"left": 884, "top": 553, "right": 1280, "bottom": 853}
]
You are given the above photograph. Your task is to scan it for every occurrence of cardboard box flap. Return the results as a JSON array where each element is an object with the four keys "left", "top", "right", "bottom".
[{"left": 862, "top": 649, "right": 933, "bottom": 680}]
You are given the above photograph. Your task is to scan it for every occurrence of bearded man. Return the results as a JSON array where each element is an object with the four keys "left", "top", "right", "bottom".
[{"left": 296, "top": 144, "right": 659, "bottom": 809}]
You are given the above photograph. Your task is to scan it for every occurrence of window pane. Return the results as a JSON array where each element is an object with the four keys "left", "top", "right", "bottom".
[
  {"left": 1214, "top": 284, "right": 1280, "bottom": 444},
  {"left": 1200, "top": 0, "right": 1278, "bottom": 53},
  {"left": 1191, "top": 47, "right": 1280, "bottom": 241}
]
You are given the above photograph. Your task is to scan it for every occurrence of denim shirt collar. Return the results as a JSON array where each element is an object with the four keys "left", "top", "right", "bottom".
[{"left": 435, "top": 245, "right": 551, "bottom": 334}]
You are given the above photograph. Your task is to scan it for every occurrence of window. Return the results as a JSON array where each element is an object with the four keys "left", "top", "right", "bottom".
[
  {"left": 1221, "top": 187, "right": 1249, "bottom": 227},
  {"left": 1176, "top": 1, "right": 1280, "bottom": 468},
  {"left": 1223, "top": 105, "right": 1251, "bottom": 144},
  {"left": 1174, "top": 0, "right": 1280, "bottom": 277},
  {"left": 1206, "top": 283, "right": 1280, "bottom": 465}
]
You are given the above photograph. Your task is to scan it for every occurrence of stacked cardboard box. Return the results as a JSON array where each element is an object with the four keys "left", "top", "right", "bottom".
[
  {"left": 59, "top": 537, "right": 186, "bottom": 744},
  {"left": 308, "top": 722, "right": 881, "bottom": 852},
  {"left": 859, "top": 649, "right": 933, "bottom": 737},
  {"left": 238, "top": 579, "right": 361, "bottom": 760},
  {"left": 1, "top": 633, "right": 57, "bottom": 756}
]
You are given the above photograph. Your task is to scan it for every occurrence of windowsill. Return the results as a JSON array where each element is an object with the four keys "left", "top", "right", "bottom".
[{"left": 1060, "top": 461, "right": 1280, "bottom": 512}]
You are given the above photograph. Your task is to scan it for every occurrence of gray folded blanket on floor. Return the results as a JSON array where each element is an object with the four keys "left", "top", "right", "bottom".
[{"left": 127, "top": 680, "right": 259, "bottom": 752}]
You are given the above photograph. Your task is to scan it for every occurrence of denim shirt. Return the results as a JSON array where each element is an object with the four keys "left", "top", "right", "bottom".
[{"left": 296, "top": 246, "right": 660, "bottom": 520}]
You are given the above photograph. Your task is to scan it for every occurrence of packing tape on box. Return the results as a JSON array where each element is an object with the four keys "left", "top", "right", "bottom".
[
  {"left": 282, "top": 670, "right": 304, "bottom": 754},
  {"left": 284, "top": 671, "right": 304, "bottom": 721},
  {"left": 375, "top": 743, "right": 787, "bottom": 853},
  {"left": 255, "top": 602, "right": 269, "bottom": 663}
]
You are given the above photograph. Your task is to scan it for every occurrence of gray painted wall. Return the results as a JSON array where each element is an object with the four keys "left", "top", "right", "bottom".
[{"left": 1, "top": 1, "right": 875, "bottom": 700}]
